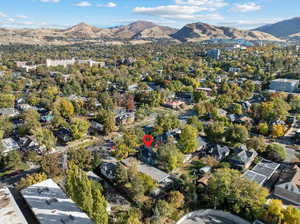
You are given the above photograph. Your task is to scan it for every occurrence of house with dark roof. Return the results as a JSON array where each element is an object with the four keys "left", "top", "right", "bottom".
[
  {"left": 229, "top": 145, "right": 257, "bottom": 170},
  {"left": 55, "top": 127, "right": 73, "bottom": 144},
  {"left": 205, "top": 144, "right": 230, "bottom": 161},
  {"left": 274, "top": 165, "right": 300, "bottom": 205}
]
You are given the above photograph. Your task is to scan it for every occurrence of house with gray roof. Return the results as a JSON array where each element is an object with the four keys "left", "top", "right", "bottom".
[
  {"left": 0, "top": 187, "right": 28, "bottom": 224},
  {"left": 0, "top": 108, "right": 19, "bottom": 117},
  {"left": 229, "top": 145, "right": 257, "bottom": 170},
  {"left": 1, "top": 138, "right": 20, "bottom": 154},
  {"left": 274, "top": 165, "right": 300, "bottom": 205},
  {"left": 21, "top": 179, "right": 94, "bottom": 224},
  {"left": 206, "top": 144, "right": 230, "bottom": 161},
  {"left": 243, "top": 159, "right": 280, "bottom": 185}
]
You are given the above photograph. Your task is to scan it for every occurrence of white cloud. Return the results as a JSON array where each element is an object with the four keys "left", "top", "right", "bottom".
[
  {"left": 220, "top": 18, "right": 283, "bottom": 29},
  {"left": 175, "top": 0, "right": 227, "bottom": 8},
  {"left": 97, "top": 2, "right": 117, "bottom": 8},
  {"left": 133, "top": 5, "right": 223, "bottom": 21},
  {"left": 39, "top": 0, "right": 60, "bottom": 3},
  {"left": 0, "top": 12, "right": 8, "bottom": 18},
  {"left": 75, "top": 1, "right": 92, "bottom": 7},
  {"left": 15, "top": 15, "right": 28, "bottom": 19},
  {"left": 232, "top": 2, "right": 261, "bottom": 12},
  {"left": 134, "top": 5, "right": 215, "bottom": 16}
]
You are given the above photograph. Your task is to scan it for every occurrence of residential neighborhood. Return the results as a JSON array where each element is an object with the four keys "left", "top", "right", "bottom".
[{"left": 1, "top": 7, "right": 300, "bottom": 224}]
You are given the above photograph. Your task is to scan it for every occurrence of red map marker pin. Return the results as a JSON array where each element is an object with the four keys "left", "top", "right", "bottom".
[{"left": 143, "top": 135, "right": 154, "bottom": 147}]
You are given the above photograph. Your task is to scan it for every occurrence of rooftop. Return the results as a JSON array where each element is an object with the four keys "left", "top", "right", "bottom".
[
  {"left": 21, "top": 179, "right": 93, "bottom": 224},
  {"left": 122, "top": 157, "right": 170, "bottom": 183},
  {"left": 176, "top": 209, "right": 250, "bottom": 224},
  {"left": 271, "top": 79, "right": 299, "bottom": 83},
  {"left": 243, "top": 159, "right": 280, "bottom": 185},
  {"left": 0, "top": 187, "right": 28, "bottom": 224}
]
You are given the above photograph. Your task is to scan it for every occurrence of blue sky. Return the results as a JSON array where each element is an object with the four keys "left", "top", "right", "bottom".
[{"left": 0, "top": 0, "right": 299, "bottom": 29}]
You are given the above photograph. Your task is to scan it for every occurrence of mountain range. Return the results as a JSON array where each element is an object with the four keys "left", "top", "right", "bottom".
[
  {"left": 0, "top": 19, "right": 298, "bottom": 45},
  {"left": 255, "top": 17, "right": 300, "bottom": 40}
]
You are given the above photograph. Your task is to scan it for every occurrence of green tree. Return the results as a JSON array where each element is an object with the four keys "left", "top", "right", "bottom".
[
  {"left": 68, "top": 147, "right": 92, "bottom": 169},
  {"left": 226, "top": 124, "right": 249, "bottom": 144},
  {"left": 154, "top": 113, "right": 179, "bottom": 134},
  {"left": 263, "top": 199, "right": 284, "bottom": 224},
  {"left": 96, "top": 109, "right": 116, "bottom": 135},
  {"left": 0, "top": 93, "right": 15, "bottom": 108},
  {"left": 246, "top": 136, "right": 266, "bottom": 154},
  {"left": 257, "top": 122, "right": 269, "bottom": 135},
  {"left": 283, "top": 206, "right": 300, "bottom": 224},
  {"left": 32, "top": 127, "right": 56, "bottom": 150},
  {"left": 53, "top": 98, "right": 74, "bottom": 119},
  {"left": 289, "top": 95, "right": 300, "bottom": 113},
  {"left": 205, "top": 122, "right": 226, "bottom": 143},
  {"left": 40, "top": 153, "right": 62, "bottom": 177},
  {"left": 70, "top": 117, "right": 90, "bottom": 139},
  {"left": 158, "top": 143, "right": 184, "bottom": 171},
  {"left": 3, "top": 150, "right": 22, "bottom": 170},
  {"left": 266, "top": 143, "right": 287, "bottom": 162},
  {"left": 17, "top": 172, "right": 47, "bottom": 190},
  {"left": 178, "top": 125, "right": 198, "bottom": 154},
  {"left": 204, "top": 168, "right": 269, "bottom": 220},
  {"left": 22, "top": 109, "right": 41, "bottom": 134},
  {"left": 187, "top": 116, "right": 203, "bottom": 132}
]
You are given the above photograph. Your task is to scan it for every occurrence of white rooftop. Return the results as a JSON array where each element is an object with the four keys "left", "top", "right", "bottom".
[
  {"left": 21, "top": 179, "right": 94, "bottom": 224},
  {"left": 0, "top": 187, "right": 28, "bottom": 224},
  {"left": 122, "top": 158, "right": 170, "bottom": 183},
  {"left": 271, "top": 79, "right": 299, "bottom": 83}
]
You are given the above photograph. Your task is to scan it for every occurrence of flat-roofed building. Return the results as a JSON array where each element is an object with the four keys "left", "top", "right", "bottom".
[
  {"left": 269, "top": 79, "right": 299, "bottom": 93},
  {"left": 21, "top": 179, "right": 93, "bottom": 224},
  {"left": 0, "top": 187, "right": 28, "bottom": 224},
  {"left": 243, "top": 159, "right": 280, "bottom": 185}
]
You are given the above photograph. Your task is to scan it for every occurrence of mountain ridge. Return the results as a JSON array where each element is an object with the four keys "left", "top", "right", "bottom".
[
  {"left": 255, "top": 17, "right": 300, "bottom": 38},
  {"left": 0, "top": 20, "right": 282, "bottom": 45}
]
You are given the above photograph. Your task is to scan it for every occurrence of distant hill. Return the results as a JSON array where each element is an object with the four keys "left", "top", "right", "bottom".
[
  {"left": 0, "top": 20, "right": 281, "bottom": 45},
  {"left": 171, "top": 22, "right": 280, "bottom": 42},
  {"left": 255, "top": 17, "right": 300, "bottom": 38}
]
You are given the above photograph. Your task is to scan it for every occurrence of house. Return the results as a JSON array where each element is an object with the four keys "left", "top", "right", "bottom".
[
  {"left": 207, "top": 49, "right": 221, "bottom": 60},
  {"left": 184, "top": 137, "right": 208, "bottom": 163},
  {"left": 115, "top": 110, "right": 135, "bottom": 126},
  {"left": 138, "top": 146, "right": 157, "bottom": 166},
  {"left": 99, "top": 162, "right": 118, "bottom": 180},
  {"left": 164, "top": 99, "right": 185, "bottom": 109},
  {"left": 21, "top": 179, "right": 93, "bottom": 224},
  {"left": 243, "top": 159, "right": 280, "bottom": 185},
  {"left": 39, "top": 109, "right": 54, "bottom": 123},
  {"left": 0, "top": 108, "right": 19, "bottom": 117},
  {"left": 0, "top": 187, "right": 28, "bottom": 224},
  {"left": 176, "top": 209, "right": 251, "bottom": 224},
  {"left": 17, "top": 104, "right": 38, "bottom": 111},
  {"left": 55, "top": 127, "right": 73, "bottom": 143},
  {"left": 1, "top": 138, "right": 20, "bottom": 154},
  {"left": 274, "top": 165, "right": 300, "bottom": 205},
  {"left": 46, "top": 58, "right": 76, "bottom": 67},
  {"left": 206, "top": 144, "right": 230, "bottom": 161},
  {"left": 17, "top": 136, "right": 45, "bottom": 153},
  {"left": 90, "top": 120, "right": 103, "bottom": 132},
  {"left": 229, "top": 67, "right": 241, "bottom": 73},
  {"left": 229, "top": 145, "right": 257, "bottom": 170},
  {"left": 122, "top": 157, "right": 171, "bottom": 184},
  {"left": 239, "top": 101, "right": 252, "bottom": 112},
  {"left": 176, "top": 92, "right": 193, "bottom": 104},
  {"left": 269, "top": 79, "right": 299, "bottom": 93}
]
